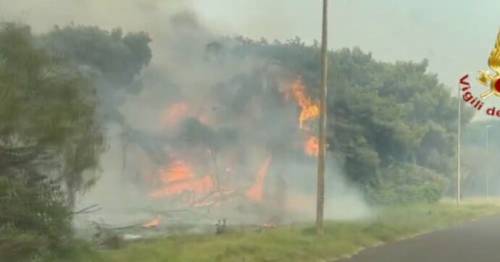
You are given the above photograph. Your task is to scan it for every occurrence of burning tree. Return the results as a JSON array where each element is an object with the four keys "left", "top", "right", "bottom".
[{"left": 132, "top": 71, "right": 324, "bottom": 227}]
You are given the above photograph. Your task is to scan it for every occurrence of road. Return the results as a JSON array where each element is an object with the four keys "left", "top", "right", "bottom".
[{"left": 338, "top": 214, "right": 500, "bottom": 262}]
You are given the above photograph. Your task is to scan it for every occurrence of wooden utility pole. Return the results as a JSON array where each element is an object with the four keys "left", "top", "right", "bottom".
[
  {"left": 486, "top": 125, "right": 491, "bottom": 200},
  {"left": 316, "top": 0, "right": 329, "bottom": 234},
  {"left": 457, "top": 84, "right": 462, "bottom": 206}
]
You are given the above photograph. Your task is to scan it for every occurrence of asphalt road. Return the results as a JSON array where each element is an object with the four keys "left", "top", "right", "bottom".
[{"left": 338, "top": 214, "right": 500, "bottom": 262}]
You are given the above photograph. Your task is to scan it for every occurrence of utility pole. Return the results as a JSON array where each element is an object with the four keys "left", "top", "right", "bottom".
[
  {"left": 486, "top": 125, "right": 491, "bottom": 200},
  {"left": 316, "top": 0, "right": 329, "bottom": 235},
  {"left": 457, "top": 84, "right": 462, "bottom": 206}
]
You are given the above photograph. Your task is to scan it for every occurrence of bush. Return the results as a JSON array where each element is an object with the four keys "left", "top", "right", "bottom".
[
  {"left": 368, "top": 163, "right": 446, "bottom": 205},
  {"left": 0, "top": 175, "right": 72, "bottom": 261}
]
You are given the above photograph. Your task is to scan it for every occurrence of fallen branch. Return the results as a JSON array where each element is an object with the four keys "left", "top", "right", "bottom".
[{"left": 72, "top": 204, "right": 101, "bottom": 215}]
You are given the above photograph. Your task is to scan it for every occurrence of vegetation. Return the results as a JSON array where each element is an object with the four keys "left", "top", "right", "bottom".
[
  {"left": 41, "top": 26, "right": 152, "bottom": 87},
  {"left": 40, "top": 25, "right": 152, "bottom": 125},
  {"left": 0, "top": 23, "right": 151, "bottom": 261},
  {"left": 0, "top": 23, "right": 102, "bottom": 261},
  {"left": 462, "top": 120, "right": 500, "bottom": 197},
  {"left": 13, "top": 24, "right": 469, "bottom": 208},
  {"left": 0, "top": 18, "right": 489, "bottom": 261},
  {"left": 94, "top": 201, "right": 500, "bottom": 262},
  {"left": 219, "top": 38, "right": 475, "bottom": 204}
]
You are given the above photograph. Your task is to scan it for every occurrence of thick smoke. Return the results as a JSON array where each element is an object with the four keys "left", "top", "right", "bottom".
[
  {"left": 82, "top": 12, "right": 370, "bottom": 228},
  {"left": 0, "top": 1, "right": 370, "bottom": 228}
]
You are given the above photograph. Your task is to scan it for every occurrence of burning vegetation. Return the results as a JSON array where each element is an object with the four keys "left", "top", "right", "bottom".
[
  {"left": 130, "top": 75, "right": 323, "bottom": 226},
  {"left": 286, "top": 78, "right": 321, "bottom": 157},
  {"left": 149, "top": 159, "right": 215, "bottom": 200},
  {"left": 246, "top": 156, "right": 273, "bottom": 202},
  {"left": 0, "top": 6, "right": 471, "bottom": 261},
  {"left": 287, "top": 78, "right": 320, "bottom": 129}
]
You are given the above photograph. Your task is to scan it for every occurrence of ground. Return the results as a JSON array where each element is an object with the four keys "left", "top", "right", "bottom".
[{"left": 76, "top": 199, "right": 500, "bottom": 262}]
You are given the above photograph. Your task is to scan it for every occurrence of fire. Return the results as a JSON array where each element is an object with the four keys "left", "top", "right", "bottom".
[
  {"left": 285, "top": 78, "right": 322, "bottom": 157},
  {"left": 160, "top": 160, "right": 194, "bottom": 183},
  {"left": 246, "top": 156, "right": 273, "bottom": 202},
  {"left": 143, "top": 216, "right": 161, "bottom": 229},
  {"left": 162, "top": 102, "right": 190, "bottom": 127},
  {"left": 150, "top": 160, "right": 215, "bottom": 199},
  {"left": 305, "top": 136, "right": 319, "bottom": 157},
  {"left": 288, "top": 78, "right": 320, "bottom": 129}
]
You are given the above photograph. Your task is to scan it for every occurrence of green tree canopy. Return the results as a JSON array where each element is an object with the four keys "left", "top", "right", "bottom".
[
  {"left": 227, "top": 39, "right": 473, "bottom": 203},
  {"left": 0, "top": 23, "right": 105, "bottom": 259}
]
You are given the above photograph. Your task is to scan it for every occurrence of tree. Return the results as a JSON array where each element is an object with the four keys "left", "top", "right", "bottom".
[
  {"left": 40, "top": 26, "right": 152, "bottom": 87},
  {"left": 0, "top": 23, "right": 105, "bottom": 259},
  {"left": 225, "top": 38, "right": 473, "bottom": 204}
]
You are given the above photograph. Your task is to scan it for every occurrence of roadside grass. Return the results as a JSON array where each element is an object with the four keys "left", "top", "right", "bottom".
[{"left": 83, "top": 200, "right": 500, "bottom": 262}]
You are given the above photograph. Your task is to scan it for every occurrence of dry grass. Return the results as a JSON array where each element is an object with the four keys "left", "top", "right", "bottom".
[{"left": 81, "top": 200, "right": 500, "bottom": 262}]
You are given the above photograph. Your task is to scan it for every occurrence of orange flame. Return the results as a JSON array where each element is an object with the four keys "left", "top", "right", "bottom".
[
  {"left": 285, "top": 78, "right": 321, "bottom": 157},
  {"left": 288, "top": 79, "right": 320, "bottom": 129},
  {"left": 143, "top": 216, "right": 161, "bottom": 228},
  {"left": 160, "top": 160, "right": 194, "bottom": 184},
  {"left": 150, "top": 160, "right": 215, "bottom": 199},
  {"left": 305, "top": 136, "right": 319, "bottom": 157},
  {"left": 246, "top": 156, "right": 273, "bottom": 202}
]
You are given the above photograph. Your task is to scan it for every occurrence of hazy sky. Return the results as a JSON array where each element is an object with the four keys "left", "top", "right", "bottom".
[
  {"left": 1, "top": 0, "right": 499, "bottom": 87},
  {"left": 193, "top": 0, "right": 500, "bottom": 88}
]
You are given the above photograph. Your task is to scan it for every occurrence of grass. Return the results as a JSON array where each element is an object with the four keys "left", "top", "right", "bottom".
[{"left": 81, "top": 200, "right": 500, "bottom": 262}]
